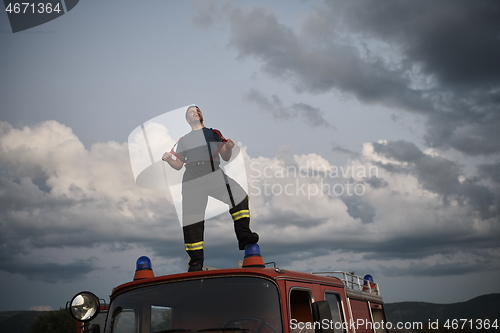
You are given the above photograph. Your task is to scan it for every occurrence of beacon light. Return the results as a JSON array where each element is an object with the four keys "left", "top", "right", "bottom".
[
  {"left": 362, "top": 274, "right": 377, "bottom": 293},
  {"left": 133, "top": 256, "right": 155, "bottom": 280},
  {"left": 242, "top": 244, "right": 265, "bottom": 268}
]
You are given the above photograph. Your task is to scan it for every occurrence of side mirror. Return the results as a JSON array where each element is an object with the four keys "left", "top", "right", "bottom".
[
  {"left": 67, "top": 291, "right": 101, "bottom": 322},
  {"left": 312, "top": 300, "right": 334, "bottom": 333}
]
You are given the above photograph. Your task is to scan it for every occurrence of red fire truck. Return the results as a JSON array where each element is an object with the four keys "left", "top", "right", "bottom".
[{"left": 68, "top": 245, "right": 388, "bottom": 333}]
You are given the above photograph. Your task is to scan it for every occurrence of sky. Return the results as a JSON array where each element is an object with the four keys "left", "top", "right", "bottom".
[{"left": 0, "top": 0, "right": 499, "bottom": 311}]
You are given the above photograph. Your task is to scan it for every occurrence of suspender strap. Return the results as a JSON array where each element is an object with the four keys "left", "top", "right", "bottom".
[
  {"left": 212, "top": 129, "right": 227, "bottom": 157},
  {"left": 209, "top": 129, "right": 236, "bottom": 208},
  {"left": 207, "top": 140, "right": 216, "bottom": 172}
]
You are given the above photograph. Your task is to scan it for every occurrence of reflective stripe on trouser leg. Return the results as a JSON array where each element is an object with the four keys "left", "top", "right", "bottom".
[
  {"left": 231, "top": 209, "right": 250, "bottom": 221},
  {"left": 183, "top": 221, "right": 204, "bottom": 267},
  {"left": 229, "top": 196, "right": 249, "bottom": 220},
  {"left": 229, "top": 196, "right": 254, "bottom": 248},
  {"left": 184, "top": 241, "right": 204, "bottom": 251}
]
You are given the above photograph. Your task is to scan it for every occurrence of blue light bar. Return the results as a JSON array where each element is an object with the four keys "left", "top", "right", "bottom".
[
  {"left": 363, "top": 274, "right": 373, "bottom": 283},
  {"left": 136, "top": 256, "right": 152, "bottom": 271},
  {"left": 244, "top": 243, "right": 261, "bottom": 257}
]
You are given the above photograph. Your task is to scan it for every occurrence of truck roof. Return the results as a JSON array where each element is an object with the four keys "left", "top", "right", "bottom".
[{"left": 111, "top": 267, "right": 346, "bottom": 299}]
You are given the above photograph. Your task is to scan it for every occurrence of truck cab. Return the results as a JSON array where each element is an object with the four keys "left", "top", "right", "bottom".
[{"left": 69, "top": 247, "right": 387, "bottom": 333}]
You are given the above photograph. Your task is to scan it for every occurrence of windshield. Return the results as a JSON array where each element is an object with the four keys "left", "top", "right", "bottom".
[{"left": 105, "top": 276, "right": 282, "bottom": 333}]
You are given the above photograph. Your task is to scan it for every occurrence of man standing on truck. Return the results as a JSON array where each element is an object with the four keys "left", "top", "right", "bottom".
[{"left": 162, "top": 105, "right": 259, "bottom": 272}]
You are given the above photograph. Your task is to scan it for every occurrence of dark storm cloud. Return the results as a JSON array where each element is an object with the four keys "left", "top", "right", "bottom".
[
  {"left": 3, "top": 258, "right": 99, "bottom": 283},
  {"left": 331, "top": 144, "right": 360, "bottom": 158},
  {"left": 341, "top": 195, "right": 376, "bottom": 224},
  {"left": 2, "top": 121, "right": 498, "bottom": 282},
  {"left": 222, "top": 1, "right": 500, "bottom": 156},
  {"left": 239, "top": 136, "right": 499, "bottom": 270},
  {"left": 245, "top": 88, "right": 334, "bottom": 128},
  {"left": 0, "top": 121, "right": 183, "bottom": 281},
  {"left": 328, "top": 0, "right": 500, "bottom": 87},
  {"left": 322, "top": 223, "right": 500, "bottom": 272},
  {"left": 246, "top": 228, "right": 498, "bottom": 275},
  {"left": 0, "top": 173, "right": 182, "bottom": 281},
  {"left": 382, "top": 260, "right": 493, "bottom": 278},
  {"left": 325, "top": 0, "right": 500, "bottom": 155},
  {"left": 0, "top": 175, "right": 175, "bottom": 249},
  {"left": 231, "top": 7, "right": 431, "bottom": 112},
  {"left": 360, "top": 233, "right": 500, "bottom": 261},
  {"left": 372, "top": 140, "right": 499, "bottom": 219},
  {"left": 460, "top": 178, "right": 499, "bottom": 219},
  {"left": 364, "top": 176, "right": 388, "bottom": 189},
  {"left": 372, "top": 140, "right": 462, "bottom": 199},
  {"left": 477, "top": 162, "right": 500, "bottom": 183},
  {"left": 258, "top": 208, "right": 328, "bottom": 228}
]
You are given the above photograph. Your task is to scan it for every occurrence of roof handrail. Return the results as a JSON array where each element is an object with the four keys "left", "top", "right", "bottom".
[{"left": 311, "top": 271, "right": 380, "bottom": 295}]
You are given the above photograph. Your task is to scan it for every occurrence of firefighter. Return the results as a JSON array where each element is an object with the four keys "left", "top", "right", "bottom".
[{"left": 162, "top": 105, "right": 259, "bottom": 272}]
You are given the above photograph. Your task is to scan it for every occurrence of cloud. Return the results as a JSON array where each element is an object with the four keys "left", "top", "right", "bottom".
[
  {"left": 227, "top": 5, "right": 432, "bottom": 109},
  {"left": 4, "top": 258, "right": 99, "bottom": 284},
  {"left": 379, "top": 250, "right": 499, "bottom": 278},
  {"left": 245, "top": 88, "right": 334, "bottom": 128},
  {"left": 30, "top": 305, "right": 53, "bottom": 311},
  {"left": 0, "top": 121, "right": 181, "bottom": 281},
  {"left": 477, "top": 162, "right": 500, "bottom": 183},
  {"left": 331, "top": 144, "right": 359, "bottom": 157},
  {"left": 319, "top": 0, "right": 500, "bottom": 156},
  {"left": 364, "top": 176, "right": 388, "bottom": 189},
  {"left": 370, "top": 139, "right": 499, "bottom": 219},
  {"left": 329, "top": 0, "right": 500, "bottom": 87},
  {"left": 202, "top": 1, "right": 500, "bottom": 156},
  {"left": 1, "top": 121, "right": 499, "bottom": 283},
  {"left": 341, "top": 195, "right": 376, "bottom": 224},
  {"left": 246, "top": 142, "right": 499, "bottom": 271},
  {"left": 372, "top": 140, "right": 462, "bottom": 199}
]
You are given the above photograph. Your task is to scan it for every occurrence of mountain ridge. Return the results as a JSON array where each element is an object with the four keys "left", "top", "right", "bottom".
[{"left": 384, "top": 293, "right": 500, "bottom": 324}]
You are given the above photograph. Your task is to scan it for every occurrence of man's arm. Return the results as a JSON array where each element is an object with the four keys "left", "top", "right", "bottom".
[
  {"left": 219, "top": 139, "right": 235, "bottom": 162},
  {"left": 162, "top": 152, "right": 184, "bottom": 170}
]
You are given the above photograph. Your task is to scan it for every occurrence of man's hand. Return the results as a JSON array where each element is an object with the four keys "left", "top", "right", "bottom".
[
  {"left": 225, "top": 139, "right": 235, "bottom": 150},
  {"left": 162, "top": 151, "right": 173, "bottom": 161},
  {"left": 220, "top": 139, "right": 234, "bottom": 162},
  {"left": 162, "top": 151, "right": 183, "bottom": 170}
]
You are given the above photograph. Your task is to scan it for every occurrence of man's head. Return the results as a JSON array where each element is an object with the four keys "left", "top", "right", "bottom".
[{"left": 185, "top": 105, "right": 204, "bottom": 125}]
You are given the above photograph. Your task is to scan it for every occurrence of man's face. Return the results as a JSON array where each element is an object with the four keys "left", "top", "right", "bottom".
[{"left": 186, "top": 107, "right": 203, "bottom": 124}]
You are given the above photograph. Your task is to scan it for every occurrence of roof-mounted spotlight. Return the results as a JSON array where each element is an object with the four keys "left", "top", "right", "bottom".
[{"left": 67, "top": 291, "right": 101, "bottom": 322}]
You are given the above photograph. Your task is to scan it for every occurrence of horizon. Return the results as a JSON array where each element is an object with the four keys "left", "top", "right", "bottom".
[{"left": 0, "top": 290, "right": 498, "bottom": 312}]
